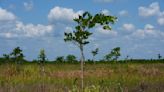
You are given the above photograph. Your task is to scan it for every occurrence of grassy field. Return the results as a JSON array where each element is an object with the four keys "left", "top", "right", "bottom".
[{"left": 0, "top": 62, "right": 164, "bottom": 92}]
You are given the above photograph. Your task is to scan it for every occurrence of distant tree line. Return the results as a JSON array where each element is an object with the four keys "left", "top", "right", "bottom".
[{"left": 0, "top": 46, "right": 163, "bottom": 65}]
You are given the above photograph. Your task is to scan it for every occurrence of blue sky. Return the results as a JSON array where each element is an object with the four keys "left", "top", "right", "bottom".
[{"left": 0, "top": 0, "right": 164, "bottom": 60}]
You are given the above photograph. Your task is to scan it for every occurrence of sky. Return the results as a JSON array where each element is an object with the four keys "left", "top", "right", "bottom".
[{"left": 0, "top": 0, "right": 164, "bottom": 60}]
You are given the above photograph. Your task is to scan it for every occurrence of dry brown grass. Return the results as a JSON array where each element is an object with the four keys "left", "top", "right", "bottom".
[{"left": 0, "top": 63, "right": 164, "bottom": 92}]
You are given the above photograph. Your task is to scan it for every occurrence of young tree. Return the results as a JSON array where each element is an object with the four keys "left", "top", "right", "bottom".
[
  {"left": 56, "top": 56, "right": 65, "bottom": 63},
  {"left": 38, "top": 49, "right": 46, "bottom": 64},
  {"left": 104, "top": 52, "right": 113, "bottom": 61},
  {"left": 64, "top": 11, "right": 117, "bottom": 90},
  {"left": 111, "top": 47, "right": 121, "bottom": 61},
  {"left": 10, "top": 47, "right": 24, "bottom": 64},
  {"left": 105, "top": 47, "right": 121, "bottom": 61},
  {"left": 38, "top": 49, "right": 46, "bottom": 74},
  {"left": 91, "top": 48, "right": 99, "bottom": 63},
  {"left": 66, "top": 54, "right": 77, "bottom": 63}
]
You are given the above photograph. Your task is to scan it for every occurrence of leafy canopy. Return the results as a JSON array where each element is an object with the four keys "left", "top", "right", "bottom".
[
  {"left": 56, "top": 56, "right": 65, "bottom": 63},
  {"left": 10, "top": 47, "right": 24, "bottom": 63},
  {"left": 64, "top": 11, "right": 117, "bottom": 47},
  {"left": 66, "top": 54, "right": 77, "bottom": 63},
  {"left": 38, "top": 49, "right": 46, "bottom": 64},
  {"left": 91, "top": 48, "right": 99, "bottom": 56},
  {"left": 105, "top": 47, "right": 121, "bottom": 61}
]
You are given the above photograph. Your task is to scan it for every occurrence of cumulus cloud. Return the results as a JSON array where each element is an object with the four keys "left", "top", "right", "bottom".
[
  {"left": 131, "top": 24, "right": 164, "bottom": 39},
  {"left": 65, "top": 26, "right": 73, "bottom": 33},
  {"left": 0, "top": 8, "right": 54, "bottom": 38},
  {"left": 157, "top": 17, "right": 164, "bottom": 25},
  {"left": 23, "top": 1, "right": 33, "bottom": 11},
  {"left": 121, "top": 23, "right": 135, "bottom": 32},
  {"left": 159, "top": 11, "right": 164, "bottom": 17},
  {"left": 144, "top": 24, "right": 154, "bottom": 30},
  {"left": 0, "top": 32, "right": 18, "bottom": 38},
  {"left": 95, "top": 26, "right": 117, "bottom": 38},
  {"left": 132, "top": 29, "right": 145, "bottom": 39},
  {"left": 157, "top": 11, "right": 164, "bottom": 25},
  {"left": 48, "top": 6, "right": 83, "bottom": 23},
  {"left": 138, "top": 2, "right": 164, "bottom": 26},
  {"left": 138, "top": 2, "right": 160, "bottom": 17},
  {"left": 0, "top": 7, "right": 16, "bottom": 21},
  {"left": 101, "top": 9, "right": 110, "bottom": 15},
  {"left": 0, "top": 21, "right": 53, "bottom": 38},
  {"left": 119, "top": 10, "right": 129, "bottom": 16},
  {"left": 15, "top": 21, "right": 53, "bottom": 37}
]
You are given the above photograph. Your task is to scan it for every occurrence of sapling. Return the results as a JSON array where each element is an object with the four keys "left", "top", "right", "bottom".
[
  {"left": 64, "top": 11, "right": 117, "bottom": 90},
  {"left": 91, "top": 48, "right": 99, "bottom": 64},
  {"left": 38, "top": 49, "right": 46, "bottom": 74}
]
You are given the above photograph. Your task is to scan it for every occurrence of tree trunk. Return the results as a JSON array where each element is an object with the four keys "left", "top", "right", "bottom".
[
  {"left": 92, "top": 56, "right": 96, "bottom": 64},
  {"left": 80, "top": 45, "right": 84, "bottom": 91}
]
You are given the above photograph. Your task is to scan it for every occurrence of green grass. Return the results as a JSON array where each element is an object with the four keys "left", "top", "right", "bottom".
[{"left": 0, "top": 63, "right": 164, "bottom": 92}]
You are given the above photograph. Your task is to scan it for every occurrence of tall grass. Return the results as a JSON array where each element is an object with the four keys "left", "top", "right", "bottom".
[{"left": 0, "top": 63, "right": 164, "bottom": 92}]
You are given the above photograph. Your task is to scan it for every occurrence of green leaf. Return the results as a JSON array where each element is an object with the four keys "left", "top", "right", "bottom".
[
  {"left": 75, "top": 26, "right": 81, "bottom": 31},
  {"left": 73, "top": 18, "right": 79, "bottom": 23},
  {"left": 83, "top": 11, "right": 89, "bottom": 17},
  {"left": 103, "top": 25, "right": 111, "bottom": 30}
]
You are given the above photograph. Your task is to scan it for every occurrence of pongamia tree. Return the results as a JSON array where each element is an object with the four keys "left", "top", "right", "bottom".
[
  {"left": 38, "top": 49, "right": 46, "bottom": 64},
  {"left": 56, "top": 56, "right": 65, "bottom": 63},
  {"left": 38, "top": 49, "right": 46, "bottom": 73},
  {"left": 10, "top": 47, "right": 24, "bottom": 64},
  {"left": 105, "top": 47, "right": 121, "bottom": 61},
  {"left": 66, "top": 54, "right": 77, "bottom": 63},
  {"left": 111, "top": 47, "right": 121, "bottom": 61},
  {"left": 104, "top": 52, "right": 113, "bottom": 61},
  {"left": 64, "top": 11, "right": 117, "bottom": 90},
  {"left": 91, "top": 48, "right": 99, "bottom": 63}
]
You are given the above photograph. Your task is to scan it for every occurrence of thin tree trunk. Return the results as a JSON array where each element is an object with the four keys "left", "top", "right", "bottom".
[
  {"left": 40, "top": 63, "right": 45, "bottom": 92},
  {"left": 92, "top": 56, "right": 95, "bottom": 64},
  {"left": 80, "top": 45, "right": 84, "bottom": 91}
]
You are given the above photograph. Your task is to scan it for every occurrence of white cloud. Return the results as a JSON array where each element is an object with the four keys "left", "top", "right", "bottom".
[
  {"left": 0, "top": 32, "right": 18, "bottom": 38},
  {"left": 122, "top": 23, "right": 135, "bottom": 32},
  {"left": 138, "top": 2, "right": 160, "bottom": 17},
  {"left": 159, "top": 11, "right": 164, "bottom": 17},
  {"left": 101, "top": 9, "right": 110, "bottom": 15},
  {"left": 131, "top": 24, "right": 164, "bottom": 39},
  {"left": 157, "top": 11, "right": 164, "bottom": 25},
  {"left": 95, "top": 26, "right": 117, "bottom": 37},
  {"left": 0, "top": 8, "right": 54, "bottom": 38},
  {"left": 157, "top": 17, "right": 164, "bottom": 25},
  {"left": 119, "top": 10, "right": 129, "bottom": 16},
  {"left": 138, "top": 2, "right": 164, "bottom": 26},
  {"left": 0, "top": 7, "right": 16, "bottom": 21},
  {"left": 23, "top": 1, "right": 33, "bottom": 11},
  {"left": 65, "top": 26, "right": 73, "bottom": 33},
  {"left": 15, "top": 21, "right": 53, "bottom": 37},
  {"left": 144, "top": 24, "right": 154, "bottom": 30},
  {"left": 48, "top": 6, "right": 83, "bottom": 23},
  {"left": 132, "top": 29, "right": 145, "bottom": 39},
  {"left": 0, "top": 21, "right": 53, "bottom": 38}
]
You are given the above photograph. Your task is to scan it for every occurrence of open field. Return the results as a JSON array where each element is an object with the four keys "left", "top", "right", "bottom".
[{"left": 0, "top": 62, "right": 164, "bottom": 92}]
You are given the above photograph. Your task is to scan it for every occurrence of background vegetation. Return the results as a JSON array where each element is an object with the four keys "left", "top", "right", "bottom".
[
  {"left": 0, "top": 47, "right": 163, "bottom": 92},
  {"left": 0, "top": 11, "right": 163, "bottom": 92}
]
